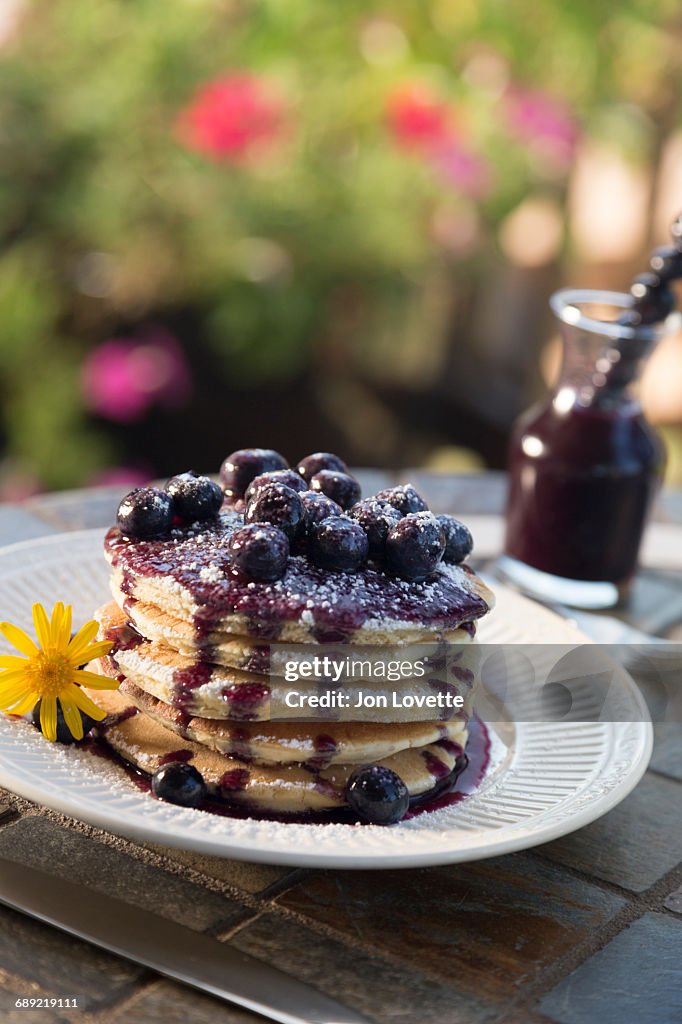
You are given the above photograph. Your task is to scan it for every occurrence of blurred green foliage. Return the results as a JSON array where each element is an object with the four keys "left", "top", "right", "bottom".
[{"left": 0, "top": 0, "right": 680, "bottom": 488}]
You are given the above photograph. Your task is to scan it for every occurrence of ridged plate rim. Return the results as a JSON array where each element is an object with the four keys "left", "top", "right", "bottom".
[{"left": 0, "top": 530, "right": 652, "bottom": 868}]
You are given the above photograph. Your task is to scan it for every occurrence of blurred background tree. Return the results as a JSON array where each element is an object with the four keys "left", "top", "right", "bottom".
[{"left": 0, "top": 0, "right": 681, "bottom": 494}]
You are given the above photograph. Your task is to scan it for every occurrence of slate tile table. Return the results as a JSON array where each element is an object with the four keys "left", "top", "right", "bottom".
[{"left": 0, "top": 473, "right": 680, "bottom": 1024}]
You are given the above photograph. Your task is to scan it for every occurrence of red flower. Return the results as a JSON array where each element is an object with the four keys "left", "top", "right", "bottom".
[
  {"left": 176, "top": 73, "right": 286, "bottom": 163},
  {"left": 386, "top": 83, "right": 452, "bottom": 152}
]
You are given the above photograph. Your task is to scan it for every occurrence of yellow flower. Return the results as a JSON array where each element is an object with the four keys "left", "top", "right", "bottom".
[{"left": 0, "top": 602, "right": 117, "bottom": 742}]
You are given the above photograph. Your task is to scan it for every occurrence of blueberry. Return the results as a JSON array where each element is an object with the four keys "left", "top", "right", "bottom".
[
  {"left": 671, "top": 212, "right": 682, "bottom": 250},
  {"left": 437, "top": 514, "right": 473, "bottom": 564},
  {"left": 296, "top": 452, "right": 349, "bottom": 482},
  {"left": 245, "top": 469, "right": 307, "bottom": 504},
  {"left": 116, "top": 487, "right": 174, "bottom": 539},
  {"left": 165, "top": 471, "right": 223, "bottom": 522},
  {"left": 245, "top": 483, "right": 304, "bottom": 540},
  {"left": 374, "top": 484, "right": 428, "bottom": 515},
  {"left": 349, "top": 498, "right": 403, "bottom": 555},
  {"left": 346, "top": 764, "right": 410, "bottom": 825},
  {"left": 32, "top": 700, "right": 97, "bottom": 745},
  {"left": 650, "top": 245, "right": 682, "bottom": 282},
  {"left": 300, "top": 490, "right": 343, "bottom": 530},
  {"left": 227, "top": 523, "right": 290, "bottom": 581},
  {"left": 385, "top": 511, "right": 445, "bottom": 581},
  {"left": 152, "top": 762, "right": 207, "bottom": 808},
  {"left": 309, "top": 470, "right": 361, "bottom": 509},
  {"left": 629, "top": 272, "right": 675, "bottom": 325},
  {"left": 219, "top": 449, "right": 288, "bottom": 501},
  {"left": 309, "top": 516, "right": 369, "bottom": 572}
]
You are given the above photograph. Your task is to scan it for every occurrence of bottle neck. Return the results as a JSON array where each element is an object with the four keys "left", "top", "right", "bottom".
[{"left": 555, "top": 322, "right": 652, "bottom": 411}]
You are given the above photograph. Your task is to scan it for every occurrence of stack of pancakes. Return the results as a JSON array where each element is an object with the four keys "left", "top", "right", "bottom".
[{"left": 87, "top": 511, "right": 494, "bottom": 818}]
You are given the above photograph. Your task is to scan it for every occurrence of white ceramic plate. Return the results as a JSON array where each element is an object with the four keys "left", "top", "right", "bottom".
[{"left": 0, "top": 531, "right": 652, "bottom": 869}]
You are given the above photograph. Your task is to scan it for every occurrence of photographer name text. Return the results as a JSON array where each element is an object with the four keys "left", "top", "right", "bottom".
[{"left": 283, "top": 690, "right": 463, "bottom": 710}]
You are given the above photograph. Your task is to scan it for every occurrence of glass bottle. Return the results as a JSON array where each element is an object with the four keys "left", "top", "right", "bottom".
[{"left": 500, "top": 288, "right": 667, "bottom": 608}]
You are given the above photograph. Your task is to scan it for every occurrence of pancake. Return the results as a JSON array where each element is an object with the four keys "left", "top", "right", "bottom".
[
  {"left": 108, "top": 591, "right": 476, "bottom": 672},
  {"left": 97, "top": 644, "right": 475, "bottom": 725},
  {"left": 112, "top": 674, "right": 468, "bottom": 766},
  {"left": 104, "top": 511, "right": 494, "bottom": 645},
  {"left": 96, "top": 609, "right": 477, "bottom": 726},
  {"left": 86, "top": 685, "right": 466, "bottom": 816},
  {"left": 107, "top": 595, "right": 273, "bottom": 674}
]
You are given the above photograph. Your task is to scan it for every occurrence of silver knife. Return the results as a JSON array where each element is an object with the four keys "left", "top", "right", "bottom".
[{"left": 0, "top": 857, "right": 370, "bottom": 1024}]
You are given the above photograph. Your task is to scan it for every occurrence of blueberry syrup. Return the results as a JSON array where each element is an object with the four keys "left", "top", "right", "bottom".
[
  {"left": 219, "top": 768, "right": 250, "bottom": 792},
  {"left": 306, "top": 733, "right": 339, "bottom": 769},
  {"left": 227, "top": 727, "right": 252, "bottom": 761},
  {"left": 104, "top": 621, "right": 144, "bottom": 653},
  {"left": 84, "top": 716, "right": 490, "bottom": 824},
  {"left": 220, "top": 681, "right": 270, "bottom": 720},
  {"left": 104, "top": 517, "right": 490, "bottom": 640},
  {"left": 405, "top": 716, "right": 490, "bottom": 818},
  {"left": 428, "top": 678, "right": 464, "bottom": 720},
  {"left": 173, "top": 663, "right": 213, "bottom": 709},
  {"left": 421, "top": 750, "right": 452, "bottom": 781},
  {"left": 158, "top": 749, "right": 193, "bottom": 765}
]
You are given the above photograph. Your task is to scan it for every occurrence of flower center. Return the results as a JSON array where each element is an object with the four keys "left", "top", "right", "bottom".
[{"left": 29, "top": 650, "right": 72, "bottom": 698}]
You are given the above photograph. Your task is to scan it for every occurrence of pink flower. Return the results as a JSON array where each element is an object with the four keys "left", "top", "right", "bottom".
[
  {"left": 89, "top": 466, "right": 153, "bottom": 488},
  {"left": 176, "top": 73, "right": 287, "bottom": 162},
  {"left": 81, "top": 329, "right": 191, "bottom": 423},
  {"left": 504, "top": 86, "right": 579, "bottom": 165},
  {"left": 386, "top": 83, "right": 452, "bottom": 152},
  {"left": 433, "top": 143, "right": 491, "bottom": 199}
]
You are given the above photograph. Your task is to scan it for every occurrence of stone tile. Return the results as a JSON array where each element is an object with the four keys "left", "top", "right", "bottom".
[
  {"left": 229, "top": 912, "right": 494, "bottom": 1024},
  {"left": 650, "top": 721, "right": 682, "bottom": 781},
  {"left": 538, "top": 772, "right": 682, "bottom": 892},
  {"left": 276, "top": 854, "right": 624, "bottom": 1004},
  {"left": 540, "top": 912, "right": 682, "bottom": 1024},
  {"left": 664, "top": 884, "right": 682, "bottom": 914},
  {"left": 0, "top": 817, "right": 242, "bottom": 932},
  {"left": 113, "top": 980, "right": 261, "bottom": 1024},
  {"left": 0, "top": 903, "right": 141, "bottom": 1010},
  {"left": 144, "top": 843, "right": 294, "bottom": 895},
  {"left": 0, "top": 987, "right": 70, "bottom": 1024},
  {"left": 0, "top": 507, "right": 57, "bottom": 546}
]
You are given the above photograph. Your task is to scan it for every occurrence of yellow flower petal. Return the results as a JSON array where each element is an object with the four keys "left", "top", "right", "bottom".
[
  {"left": 72, "top": 670, "right": 120, "bottom": 690},
  {"left": 32, "top": 604, "right": 52, "bottom": 649},
  {"left": 9, "top": 691, "right": 40, "bottom": 716},
  {"left": 71, "top": 640, "right": 113, "bottom": 667},
  {"left": 0, "top": 655, "right": 28, "bottom": 670},
  {"left": 0, "top": 668, "right": 28, "bottom": 688},
  {"left": 49, "top": 603, "right": 62, "bottom": 645},
  {"left": 0, "top": 683, "right": 33, "bottom": 710},
  {"left": 40, "top": 696, "right": 57, "bottom": 742},
  {"left": 66, "top": 685, "right": 106, "bottom": 721},
  {"left": 61, "top": 605, "right": 73, "bottom": 648},
  {"left": 51, "top": 602, "right": 72, "bottom": 649},
  {"left": 0, "top": 671, "right": 30, "bottom": 707},
  {"left": 67, "top": 622, "right": 102, "bottom": 662},
  {"left": 59, "top": 696, "right": 83, "bottom": 741},
  {"left": 0, "top": 621, "right": 38, "bottom": 657}
]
